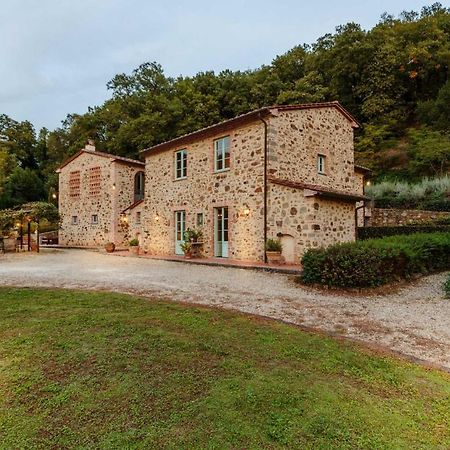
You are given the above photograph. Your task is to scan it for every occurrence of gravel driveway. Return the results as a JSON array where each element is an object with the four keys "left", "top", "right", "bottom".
[{"left": 1, "top": 249, "right": 449, "bottom": 370}]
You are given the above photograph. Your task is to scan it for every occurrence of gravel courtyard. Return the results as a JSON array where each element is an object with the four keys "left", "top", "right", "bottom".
[{"left": 1, "top": 249, "right": 449, "bottom": 370}]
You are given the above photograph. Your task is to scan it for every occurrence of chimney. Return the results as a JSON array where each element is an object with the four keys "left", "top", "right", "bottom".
[{"left": 85, "top": 139, "right": 96, "bottom": 152}]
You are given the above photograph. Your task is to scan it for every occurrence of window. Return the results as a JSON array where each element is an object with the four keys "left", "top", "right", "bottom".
[
  {"left": 69, "top": 171, "right": 81, "bottom": 198},
  {"left": 317, "top": 154, "right": 326, "bottom": 174},
  {"left": 214, "top": 136, "right": 230, "bottom": 172},
  {"left": 91, "top": 214, "right": 98, "bottom": 225},
  {"left": 136, "top": 211, "right": 141, "bottom": 224},
  {"left": 134, "top": 171, "right": 145, "bottom": 202},
  {"left": 88, "top": 167, "right": 101, "bottom": 196},
  {"left": 71, "top": 216, "right": 78, "bottom": 225},
  {"left": 196, "top": 212, "right": 204, "bottom": 227},
  {"left": 175, "top": 149, "right": 187, "bottom": 179}
]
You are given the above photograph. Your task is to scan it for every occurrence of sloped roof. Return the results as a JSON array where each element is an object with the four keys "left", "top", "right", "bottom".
[
  {"left": 56, "top": 149, "right": 144, "bottom": 172},
  {"left": 140, "top": 102, "right": 360, "bottom": 156},
  {"left": 121, "top": 199, "right": 144, "bottom": 214},
  {"left": 268, "top": 176, "right": 369, "bottom": 202}
]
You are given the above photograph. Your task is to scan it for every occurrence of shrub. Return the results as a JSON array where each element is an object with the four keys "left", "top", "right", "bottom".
[
  {"left": 444, "top": 274, "right": 450, "bottom": 298},
  {"left": 358, "top": 225, "right": 450, "bottom": 240},
  {"left": 266, "top": 238, "right": 282, "bottom": 252},
  {"left": 129, "top": 238, "right": 139, "bottom": 246},
  {"left": 366, "top": 176, "right": 450, "bottom": 211},
  {"left": 301, "top": 232, "right": 450, "bottom": 288}
]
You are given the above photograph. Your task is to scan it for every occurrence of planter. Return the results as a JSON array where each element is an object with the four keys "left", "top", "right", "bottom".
[
  {"left": 105, "top": 242, "right": 115, "bottom": 253},
  {"left": 129, "top": 246, "right": 139, "bottom": 256},
  {"left": 266, "top": 251, "right": 282, "bottom": 264}
]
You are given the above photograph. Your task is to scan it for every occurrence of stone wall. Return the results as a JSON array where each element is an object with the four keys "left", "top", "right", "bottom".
[
  {"left": 143, "top": 121, "right": 266, "bottom": 260},
  {"left": 266, "top": 108, "right": 360, "bottom": 260},
  {"left": 367, "top": 208, "right": 450, "bottom": 227},
  {"left": 267, "top": 184, "right": 355, "bottom": 261},
  {"left": 268, "top": 108, "right": 363, "bottom": 195},
  {"left": 58, "top": 152, "right": 144, "bottom": 247}
]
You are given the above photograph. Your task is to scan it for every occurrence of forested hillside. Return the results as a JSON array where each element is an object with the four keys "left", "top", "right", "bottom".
[{"left": 1, "top": 3, "right": 449, "bottom": 208}]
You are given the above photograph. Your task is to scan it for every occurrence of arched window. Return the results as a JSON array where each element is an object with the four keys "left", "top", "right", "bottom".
[{"left": 134, "top": 171, "right": 145, "bottom": 202}]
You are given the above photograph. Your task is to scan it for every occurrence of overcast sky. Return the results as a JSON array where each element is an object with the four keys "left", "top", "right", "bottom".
[{"left": 0, "top": 0, "right": 437, "bottom": 131}]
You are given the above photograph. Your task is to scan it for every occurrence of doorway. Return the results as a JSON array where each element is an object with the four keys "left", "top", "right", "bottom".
[
  {"left": 174, "top": 210, "right": 186, "bottom": 255},
  {"left": 214, "top": 207, "right": 228, "bottom": 258}
]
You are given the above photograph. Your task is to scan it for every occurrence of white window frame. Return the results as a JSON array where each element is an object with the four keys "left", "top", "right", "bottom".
[
  {"left": 175, "top": 149, "right": 187, "bottom": 179},
  {"left": 317, "top": 154, "right": 326, "bottom": 175},
  {"left": 214, "top": 136, "right": 230, "bottom": 172},
  {"left": 91, "top": 214, "right": 98, "bottom": 225},
  {"left": 71, "top": 216, "right": 78, "bottom": 225}
]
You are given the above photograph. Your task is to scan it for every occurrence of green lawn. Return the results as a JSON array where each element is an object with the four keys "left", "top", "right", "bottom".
[{"left": 0, "top": 289, "right": 449, "bottom": 449}]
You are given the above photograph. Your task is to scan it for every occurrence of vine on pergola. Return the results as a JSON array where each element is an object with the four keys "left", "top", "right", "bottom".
[{"left": 0, "top": 202, "right": 60, "bottom": 235}]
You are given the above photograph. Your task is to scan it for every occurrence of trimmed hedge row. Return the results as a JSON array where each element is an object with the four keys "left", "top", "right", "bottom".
[
  {"left": 374, "top": 197, "right": 450, "bottom": 212},
  {"left": 301, "top": 232, "right": 450, "bottom": 288},
  {"left": 358, "top": 225, "right": 450, "bottom": 240}
]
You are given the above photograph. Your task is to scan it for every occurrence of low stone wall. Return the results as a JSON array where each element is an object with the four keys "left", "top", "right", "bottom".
[{"left": 367, "top": 208, "right": 450, "bottom": 227}]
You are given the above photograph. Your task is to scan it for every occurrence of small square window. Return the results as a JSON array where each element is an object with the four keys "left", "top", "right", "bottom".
[
  {"left": 136, "top": 211, "right": 141, "bottom": 224},
  {"left": 196, "top": 213, "right": 204, "bottom": 227},
  {"left": 91, "top": 214, "right": 98, "bottom": 225},
  {"left": 71, "top": 216, "right": 78, "bottom": 225},
  {"left": 175, "top": 149, "right": 187, "bottom": 179},
  {"left": 317, "top": 154, "right": 326, "bottom": 174}
]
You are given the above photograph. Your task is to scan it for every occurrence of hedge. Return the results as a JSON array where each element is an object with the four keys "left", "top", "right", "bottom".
[
  {"left": 358, "top": 225, "right": 450, "bottom": 240},
  {"left": 301, "top": 232, "right": 450, "bottom": 288},
  {"left": 374, "top": 197, "right": 450, "bottom": 211}
]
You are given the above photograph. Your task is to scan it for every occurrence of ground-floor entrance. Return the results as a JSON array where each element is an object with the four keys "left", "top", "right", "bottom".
[
  {"left": 214, "top": 207, "right": 228, "bottom": 258},
  {"left": 175, "top": 210, "right": 186, "bottom": 255}
]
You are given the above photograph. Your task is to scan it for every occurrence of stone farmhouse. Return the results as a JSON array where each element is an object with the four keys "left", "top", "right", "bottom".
[{"left": 58, "top": 102, "right": 369, "bottom": 263}]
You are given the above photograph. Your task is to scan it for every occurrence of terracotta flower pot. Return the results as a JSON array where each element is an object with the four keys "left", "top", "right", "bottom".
[
  {"left": 266, "top": 251, "right": 282, "bottom": 264},
  {"left": 105, "top": 242, "right": 115, "bottom": 253},
  {"left": 129, "top": 246, "right": 139, "bottom": 256}
]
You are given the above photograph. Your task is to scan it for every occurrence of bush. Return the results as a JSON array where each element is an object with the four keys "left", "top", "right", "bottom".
[
  {"left": 358, "top": 225, "right": 450, "bottom": 240},
  {"left": 301, "top": 232, "right": 450, "bottom": 288},
  {"left": 367, "top": 176, "right": 450, "bottom": 211},
  {"left": 444, "top": 274, "right": 450, "bottom": 298},
  {"left": 266, "top": 238, "right": 282, "bottom": 252},
  {"left": 129, "top": 238, "right": 139, "bottom": 246}
]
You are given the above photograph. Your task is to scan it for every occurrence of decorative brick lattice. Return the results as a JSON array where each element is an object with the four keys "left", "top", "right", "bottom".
[
  {"left": 69, "top": 171, "right": 81, "bottom": 198},
  {"left": 89, "top": 167, "right": 101, "bottom": 196}
]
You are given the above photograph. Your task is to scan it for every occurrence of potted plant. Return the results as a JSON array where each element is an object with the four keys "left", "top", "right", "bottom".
[
  {"left": 265, "top": 238, "right": 283, "bottom": 264},
  {"left": 180, "top": 241, "right": 192, "bottom": 258},
  {"left": 129, "top": 238, "right": 139, "bottom": 256},
  {"left": 183, "top": 228, "right": 203, "bottom": 258},
  {"left": 105, "top": 242, "right": 115, "bottom": 253}
]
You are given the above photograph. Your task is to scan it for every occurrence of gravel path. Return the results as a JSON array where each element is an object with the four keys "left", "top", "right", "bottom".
[{"left": 1, "top": 249, "right": 449, "bottom": 370}]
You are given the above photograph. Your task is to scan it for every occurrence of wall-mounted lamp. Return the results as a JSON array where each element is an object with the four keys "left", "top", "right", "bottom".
[
  {"left": 112, "top": 183, "right": 116, "bottom": 190},
  {"left": 52, "top": 193, "right": 57, "bottom": 199},
  {"left": 366, "top": 180, "right": 371, "bottom": 187},
  {"left": 243, "top": 205, "right": 250, "bottom": 216},
  {"left": 155, "top": 214, "right": 160, "bottom": 222},
  {"left": 16, "top": 222, "right": 22, "bottom": 228}
]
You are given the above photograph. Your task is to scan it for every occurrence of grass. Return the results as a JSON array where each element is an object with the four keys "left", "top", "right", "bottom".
[{"left": 0, "top": 288, "right": 449, "bottom": 449}]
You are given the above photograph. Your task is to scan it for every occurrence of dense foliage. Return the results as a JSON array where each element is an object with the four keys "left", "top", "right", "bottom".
[
  {"left": 366, "top": 176, "right": 450, "bottom": 210},
  {"left": 301, "top": 232, "right": 450, "bottom": 288},
  {"left": 0, "top": 202, "right": 60, "bottom": 236},
  {"left": 1, "top": 4, "right": 449, "bottom": 209},
  {"left": 444, "top": 273, "right": 450, "bottom": 297},
  {"left": 358, "top": 223, "right": 450, "bottom": 239}
]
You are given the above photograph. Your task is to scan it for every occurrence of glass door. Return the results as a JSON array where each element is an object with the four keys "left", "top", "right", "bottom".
[
  {"left": 214, "top": 207, "right": 228, "bottom": 257},
  {"left": 175, "top": 210, "right": 186, "bottom": 255}
]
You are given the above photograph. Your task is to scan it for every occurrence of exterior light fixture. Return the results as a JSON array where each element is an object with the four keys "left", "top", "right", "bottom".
[
  {"left": 243, "top": 205, "right": 250, "bottom": 216},
  {"left": 112, "top": 183, "right": 116, "bottom": 190},
  {"left": 16, "top": 222, "right": 21, "bottom": 228},
  {"left": 366, "top": 180, "right": 371, "bottom": 186},
  {"left": 155, "top": 214, "right": 160, "bottom": 222},
  {"left": 52, "top": 193, "right": 57, "bottom": 199}
]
